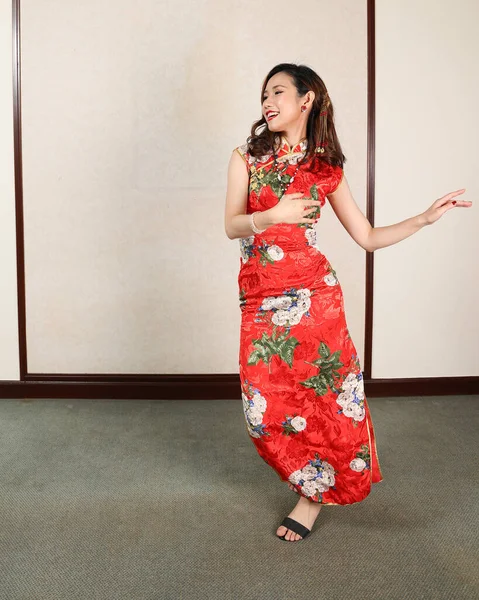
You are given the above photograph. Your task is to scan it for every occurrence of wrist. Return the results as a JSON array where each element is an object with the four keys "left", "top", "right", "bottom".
[
  {"left": 417, "top": 212, "right": 430, "bottom": 227},
  {"left": 253, "top": 208, "right": 278, "bottom": 231}
]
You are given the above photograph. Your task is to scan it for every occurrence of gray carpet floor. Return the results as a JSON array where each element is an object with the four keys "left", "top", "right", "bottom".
[{"left": 0, "top": 395, "right": 477, "bottom": 600}]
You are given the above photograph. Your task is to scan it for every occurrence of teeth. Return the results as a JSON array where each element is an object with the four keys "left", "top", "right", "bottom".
[{"left": 268, "top": 113, "right": 278, "bottom": 118}]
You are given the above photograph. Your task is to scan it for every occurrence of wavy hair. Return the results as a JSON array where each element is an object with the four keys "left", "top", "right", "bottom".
[{"left": 247, "top": 63, "right": 346, "bottom": 170}]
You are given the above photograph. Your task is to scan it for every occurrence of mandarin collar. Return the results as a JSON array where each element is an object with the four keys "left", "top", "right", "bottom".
[{"left": 275, "top": 134, "right": 308, "bottom": 154}]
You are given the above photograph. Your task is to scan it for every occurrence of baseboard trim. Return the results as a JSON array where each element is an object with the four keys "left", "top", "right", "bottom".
[{"left": 0, "top": 375, "right": 477, "bottom": 400}]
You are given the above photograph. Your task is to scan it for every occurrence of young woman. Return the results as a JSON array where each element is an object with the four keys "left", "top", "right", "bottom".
[{"left": 224, "top": 63, "right": 471, "bottom": 543}]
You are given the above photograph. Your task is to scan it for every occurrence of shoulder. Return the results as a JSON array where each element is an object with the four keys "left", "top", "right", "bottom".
[
  {"left": 233, "top": 142, "right": 250, "bottom": 162},
  {"left": 328, "top": 164, "right": 344, "bottom": 194},
  {"left": 313, "top": 161, "right": 343, "bottom": 194},
  {"left": 233, "top": 142, "right": 256, "bottom": 172}
]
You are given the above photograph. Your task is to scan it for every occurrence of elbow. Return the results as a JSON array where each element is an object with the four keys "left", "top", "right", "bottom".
[
  {"left": 363, "top": 241, "right": 376, "bottom": 253},
  {"left": 363, "top": 228, "right": 375, "bottom": 252}
]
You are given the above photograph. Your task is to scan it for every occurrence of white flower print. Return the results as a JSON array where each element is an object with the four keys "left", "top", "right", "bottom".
[
  {"left": 341, "top": 373, "right": 357, "bottom": 392},
  {"left": 240, "top": 238, "right": 285, "bottom": 267},
  {"left": 253, "top": 393, "right": 266, "bottom": 412},
  {"left": 314, "top": 479, "right": 330, "bottom": 493},
  {"left": 322, "top": 461, "right": 335, "bottom": 474},
  {"left": 350, "top": 457, "right": 367, "bottom": 472},
  {"left": 324, "top": 273, "right": 338, "bottom": 286},
  {"left": 288, "top": 453, "right": 337, "bottom": 500},
  {"left": 302, "top": 465, "right": 317, "bottom": 480},
  {"left": 318, "top": 470, "right": 335, "bottom": 487},
  {"left": 246, "top": 407, "right": 263, "bottom": 426},
  {"left": 290, "top": 416, "right": 306, "bottom": 432},
  {"left": 266, "top": 245, "right": 284, "bottom": 261},
  {"left": 273, "top": 305, "right": 303, "bottom": 326},
  {"left": 261, "top": 297, "right": 278, "bottom": 311},
  {"left": 289, "top": 470, "right": 303, "bottom": 485},
  {"left": 239, "top": 236, "right": 255, "bottom": 263},
  {"left": 241, "top": 387, "right": 269, "bottom": 438},
  {"left": 342, "top": 400, "right": 365, "bottom": 421},
  {"left": 271, "top": 311, "right": 290, "bottom": 327},
  {"left": 273, "top": 296, "right": 292, "bottom": 310},
  {"left": 305, "top": 227, "right": 320, "bottom": 249},
  {"left": 301, "top": 480, "right": 318, "bottom": 497},
  {"left": 259, "top": 288, "right": 312, "bottom": 328},
  {"left": 296, "top": 297, "right": 312, "bottom": 313},
  {"left": 282, "top": 414, "right": 307, "bottom": 435},
  {"left": 336, "top": 372, "right": 366, "bottom": 424},
  {"left": 349, "top": 445, "right": 373, "bottom": 473}
]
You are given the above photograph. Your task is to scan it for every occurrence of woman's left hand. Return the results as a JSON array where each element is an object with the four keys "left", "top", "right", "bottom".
[{"left": 421, "top": 189, "right": 472, "bottom": 226}]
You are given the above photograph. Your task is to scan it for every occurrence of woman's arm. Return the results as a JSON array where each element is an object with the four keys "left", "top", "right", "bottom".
[
  {"left": 327, "top": 175, "right": 471, "bottom": 252},
  {"left": 224, "top": 150, "right": 277, "bottom": 239}
]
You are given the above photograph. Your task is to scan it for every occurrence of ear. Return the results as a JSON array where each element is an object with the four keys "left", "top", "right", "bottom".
[{"left": 307, "top": 91, "right": 316, "bottom": 105}]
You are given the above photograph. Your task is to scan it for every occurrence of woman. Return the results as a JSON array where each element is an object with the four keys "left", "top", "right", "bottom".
[{"left": 224, "top": 63, "right": 471, "bottom": 542}]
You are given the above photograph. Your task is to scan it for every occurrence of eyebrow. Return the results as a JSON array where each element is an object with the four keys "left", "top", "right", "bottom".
[{"left": 263, "top": 85, "right": 286, "bottom": 96}]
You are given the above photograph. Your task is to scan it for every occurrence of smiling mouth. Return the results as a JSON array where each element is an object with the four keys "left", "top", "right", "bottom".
[{"left": 267, "top": 113, "right": 279, "bottom": 121}]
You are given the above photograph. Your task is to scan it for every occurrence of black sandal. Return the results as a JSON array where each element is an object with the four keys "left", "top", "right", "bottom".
[{"left": 277, "top": 516, "right": 311, "bottom": 541}]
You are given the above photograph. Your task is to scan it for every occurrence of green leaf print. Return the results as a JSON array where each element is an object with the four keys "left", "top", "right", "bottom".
[
  {"left": 300, "top": 341, "right": 344, "bottom": 396},
  {"left": 239, "top": 288, "right": 246, "bottom": 308},
  {"left": 297, "top": 183, "right": 321, "bottom": 228},
  {"left": 249, "top": 164, "right": 287, "bottom": 197},
  {"left": 257, "top": 246, "right": 279, "bottom": 267},
  {"left": 356, "top": 444, "right": 371, "bottom": 462},
  {"left": 300, "top": 375, "right": 329, "bottom": 396},
  {"left": 319, "top": 341, "right": 330, "bottom": 359},
  {"left": 247, "top": 327, "right": 300, "bottom": 369}
]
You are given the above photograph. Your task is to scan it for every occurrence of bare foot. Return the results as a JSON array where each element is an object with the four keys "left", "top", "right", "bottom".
[{"left": 276, "top": 495, "right": 322, "bottom": 541}]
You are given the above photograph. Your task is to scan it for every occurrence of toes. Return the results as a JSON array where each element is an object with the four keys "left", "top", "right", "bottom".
[
  {"left": 287, "top": 528, "right": 301, "bottom": 541},
  {"left": 276, "top": 526, "right": 287, "bottom": 537},
  {"left": 286, "top": 529, "right": 302, "bottom": 541},
  {"left": 277, "top": 526, "right": 303, "bottom": 542}
]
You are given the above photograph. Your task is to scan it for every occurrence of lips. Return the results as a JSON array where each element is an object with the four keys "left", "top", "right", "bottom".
[{"left": 266, "top": 112, "right": 279, "bottom": 121}]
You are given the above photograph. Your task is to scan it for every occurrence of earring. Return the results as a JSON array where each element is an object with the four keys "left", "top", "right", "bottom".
[{"left": 301, "top": 106, "right": 306, "bottom": 112}]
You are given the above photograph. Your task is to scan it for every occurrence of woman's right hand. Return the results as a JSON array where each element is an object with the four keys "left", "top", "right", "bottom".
[{"left": 270, "top": 192, "right": 322, "bottom": 225}]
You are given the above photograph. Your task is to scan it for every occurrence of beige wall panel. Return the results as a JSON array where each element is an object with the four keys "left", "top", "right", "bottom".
[
  {"left": 0, "top": 0, "right": 20, "bottom": 380},
  {"left": 374, "top": 0, "right": 478, "bottom": 377},
  {"left": 19, "top": 0, "right": 367, "bottom": 373}
]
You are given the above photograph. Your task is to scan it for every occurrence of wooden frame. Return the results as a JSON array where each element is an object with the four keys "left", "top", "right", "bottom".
[{"left": 6, "top": 0, "right": 477, "bottom": 399}]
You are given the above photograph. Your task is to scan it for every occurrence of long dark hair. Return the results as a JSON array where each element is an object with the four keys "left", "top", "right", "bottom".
[{"left": 247, "top": 63, "right": 346, "bottom": 171}]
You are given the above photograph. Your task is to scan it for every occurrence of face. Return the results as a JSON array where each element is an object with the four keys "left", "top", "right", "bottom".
[{"left": 262, "top": 72, "right": 313, "bottom": 135}]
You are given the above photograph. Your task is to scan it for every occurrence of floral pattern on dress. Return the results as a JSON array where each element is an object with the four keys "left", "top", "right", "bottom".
[
  {"left": 282, "top": 414, "right": 307, "bottom": 435},
  {"left": 241, "top": 380, "right": 269, "bottom": 439},
  {"left": 257, "top": 288, "right": 312, "bottom": 327},
  {"left": 349, "top": 444, "right": 373, "bottom": 473},
  {"left": 336, "top": 372, "right": 366, "bottom": 426},
  {"left": 235, "top": 135, "right": 383, "bottom": 505},
  {"left": 288, "top": 453, "right": 337, "bottom": 501}
]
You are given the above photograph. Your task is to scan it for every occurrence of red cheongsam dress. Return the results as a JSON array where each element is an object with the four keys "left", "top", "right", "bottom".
[{"left": 234, "top": 135, "right": 383, "bottom": 505}]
